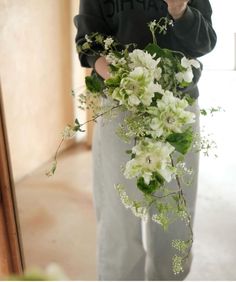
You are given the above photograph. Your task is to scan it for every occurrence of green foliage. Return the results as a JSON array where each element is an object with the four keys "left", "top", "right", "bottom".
[
  {"left": 166, "top": 127, "right": 194, "bottom": 155},
  {"left": 200, "top": 109, "right": 208, "bottom": 116},
  {"left": 184, "top": 94, "right": 196, "bottom": 106},
  {"left": 200, "top": 106, "right": 224, "bottom": 116},
  {"left": 73, "top": 119, "right": 86, "bottom": 133},
  {"left": 145, "top": 43, "right": 167, "bottom": 58},
  {"left": 85, "top": 74, "right": 104, "bottom": 93},
  {"left": 105, "top": 75, "right": 121, "bottom": 87},
  {"left": 145, "top": 43, "right": 174, "bottom": 60},
  {"left": 137, "top": 172, "right": 164, "bottom": 194}
]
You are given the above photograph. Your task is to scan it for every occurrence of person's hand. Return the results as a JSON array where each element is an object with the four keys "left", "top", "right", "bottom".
[
  {"left": 94, "top": 56, "right": 110, "bottom": 80},
  {"left": 164, "top": 0, "right": 189, "bottom": 20}
]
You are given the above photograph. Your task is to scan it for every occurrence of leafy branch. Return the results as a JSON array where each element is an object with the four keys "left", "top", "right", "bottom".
[{"left": 46, "top": 104, "right": 122, "bottom": 176}]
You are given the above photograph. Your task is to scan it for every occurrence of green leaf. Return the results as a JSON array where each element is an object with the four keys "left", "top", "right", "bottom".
[
  {"left": 145, "top": 43, "right": 165, "bottom": 58},
  {"left": 109, "top": 64, "right": 119, "bottom": 73},
  {"left": 200, "top": 109, "right": 207, "bottom": 116},
  {"left": 105, "top": 75, "right": 121, "bottom": 87},
  {"left": 73, "top": 119, "right": 86, "bottom": 132},
  {"left": 137, "top": 172, "right": 164, "bottom": 195},
  {"left": 166, "top": 127, "right": 194, "bottom": 155},
  {"left": 145, "top": 43, "right": 174, "bottom": 60},
  {"left": 153, "top": 171, "right": 165, "bottom": 186},
  {"left": 85, "top": 74, "right": 104, "bottom": 93},
  {"left": 179, "top": 81, "right": 190, "bottom": 88},
  {"left": 184, "top": 95, "right": 196, "bottom": 106},
  {"left": 112, "top": 50, "right": 123, "bottom": 59}
]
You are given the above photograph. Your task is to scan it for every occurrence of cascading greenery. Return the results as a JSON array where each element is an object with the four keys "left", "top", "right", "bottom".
[{"left": 47, "top": 18, "right": 221, "bottom": 275}]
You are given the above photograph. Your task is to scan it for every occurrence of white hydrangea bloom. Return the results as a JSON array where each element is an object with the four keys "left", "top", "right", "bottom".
[
  {"left": 155, "top": 82, "right": 166, "bottom": 95},
  {"left": 124, "top": 138, "right": 175, "bottom": 183},
  {"left": 148, "top": 91, "right": 195, "bottom": 137},
  {"left": 154, "top": 66, "right": 162, "bottom": 81},
  {"left": 119, "top": 66, "right": 159, "bottom": 107},
  {"left": 128, "top": 94, "right": 140, "bottom": 106},
  {"left": 129, "top": 49, "right": 161, "bottom": 72}
]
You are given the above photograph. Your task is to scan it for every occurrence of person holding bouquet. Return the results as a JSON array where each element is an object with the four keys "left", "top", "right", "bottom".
[{"left": 74, "top": 0, "right": 217, "bottom": 280}]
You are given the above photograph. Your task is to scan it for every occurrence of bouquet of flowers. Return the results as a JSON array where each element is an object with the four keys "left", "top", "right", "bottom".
[{"left": 47, "top": 18, "right": 218, "bottom": 275}]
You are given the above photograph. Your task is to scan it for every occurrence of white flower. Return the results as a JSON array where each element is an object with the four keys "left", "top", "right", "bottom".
[
  {"left": 104, "top": 37, "right": 114, "bottom": 50},
  {"left": 106, "top": 53, "right": 116, "bottom": 64},
  {"left": 124, "top": 138, "right": 175, "bottom": 183},
  {"left": 154, "top": 82, "right": 166, "bottom": 95},
  {"left": 176, "top": 69, "right": 194, "bottom": 83},
  {"left": 120, "top": 67, "right": 157, "bottom": 107},
  {"left": 128, "top": 94, "right": 140, "bottom": 106},
  {"left": 149, "top": 20, "right": 157, "bottom": 31},
  {"left": 131, "top": 206, "right": 148, "bottom": 221},
  {"left": 176, "top": 57, "right": 200, "bottom": 84},
  {"left": 106, "top": 53, "right": 127, "bottom": 66},
  {"left": 181, "top": 57, "right": 200, "bottom": 69},
  {"left": 129, "top": 49, "right": 161, "bottom": 71},
  {"left": 116, "top": 185, "right": 149, "bottom": 221},
  {"left": 168, "top": 20, "right": 174, "bottom": 27},
  {"left": 176, "top": 161, "right": 193, "bottom": 175},
  {"left": 154, "top": 67, "right": 162, "bottom": 81},
  {"left": 148, "top": 91, "right": 195, "bottom": 137}
]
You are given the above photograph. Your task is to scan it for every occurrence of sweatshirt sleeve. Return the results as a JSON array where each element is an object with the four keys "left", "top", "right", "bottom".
[
  {"left": 170, "top": 0, "right": 217, "bottom": 58},
  {"left": 74, "top": 0, "right": 111, "bottom": 68}
]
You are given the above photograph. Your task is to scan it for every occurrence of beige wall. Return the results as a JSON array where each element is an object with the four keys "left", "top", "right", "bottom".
[
  {"left": 0, "top": 0, "right": 75, "bottom": 182},
  {"left": 71, "top": 0, "right": 87, "bottom": 142}
]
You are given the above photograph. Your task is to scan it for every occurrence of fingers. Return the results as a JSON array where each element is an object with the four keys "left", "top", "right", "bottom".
[{"left": 164, "top": 0, "right": 189, "bottom": 20}]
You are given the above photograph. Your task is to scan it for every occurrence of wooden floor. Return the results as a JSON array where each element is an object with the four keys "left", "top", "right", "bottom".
[{"left": 15, "top": 144, "right": 97, "bottom": 280}]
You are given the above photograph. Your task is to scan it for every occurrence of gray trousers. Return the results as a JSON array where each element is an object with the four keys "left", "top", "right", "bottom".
[{"left": 92, "top": 102, "right": 200, "bottom": 281}]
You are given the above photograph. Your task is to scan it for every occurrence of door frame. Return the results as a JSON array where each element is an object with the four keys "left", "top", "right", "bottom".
[{"left": 0, "top": 84, "right": 24, "bottom": 277}]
